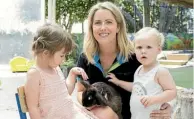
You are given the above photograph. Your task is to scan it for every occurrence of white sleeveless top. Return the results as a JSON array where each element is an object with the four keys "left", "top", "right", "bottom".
[{"left": 130, "top": 65, "right": 163, "bottom": 119}]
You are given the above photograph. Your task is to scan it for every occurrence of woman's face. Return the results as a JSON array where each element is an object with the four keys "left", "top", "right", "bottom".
[{"left": 92, "top": 9, "right": 119, "bottom": 45}]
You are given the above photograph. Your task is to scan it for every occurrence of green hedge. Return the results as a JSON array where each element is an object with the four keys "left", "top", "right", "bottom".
[{"left": 60, "top": 33, "right": 84, "bottom": 73}]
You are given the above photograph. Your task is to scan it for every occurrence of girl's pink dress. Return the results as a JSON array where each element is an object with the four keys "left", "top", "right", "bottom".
[{"left": 35, "top": 67, "right": 98, "bottom": 119}]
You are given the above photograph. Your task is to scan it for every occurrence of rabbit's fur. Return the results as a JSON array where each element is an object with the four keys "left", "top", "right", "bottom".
[{"left": 80, "top": 80, "right": 122, "bottom": 119}]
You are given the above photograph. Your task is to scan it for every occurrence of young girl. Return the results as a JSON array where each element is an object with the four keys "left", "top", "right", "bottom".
[
  {"left": 108, "top": 27, "right": 177, "bottom": 119},
  {"left": 24, "top": 23, "right": 98, "bottom": 119}
]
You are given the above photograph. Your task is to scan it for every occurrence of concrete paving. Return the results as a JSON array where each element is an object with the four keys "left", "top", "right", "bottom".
[{"left": 0, "top": 64, "right": 27, "bottom": 119}]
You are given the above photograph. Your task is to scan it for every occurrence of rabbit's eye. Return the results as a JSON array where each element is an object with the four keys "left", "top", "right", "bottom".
[{"left": 88, "top": 96, "right": 93, "bottom": 100}]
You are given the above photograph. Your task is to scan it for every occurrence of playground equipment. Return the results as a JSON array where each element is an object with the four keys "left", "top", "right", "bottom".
[{"left": 9, "top": 56, "right": 34, "bottom": 72}]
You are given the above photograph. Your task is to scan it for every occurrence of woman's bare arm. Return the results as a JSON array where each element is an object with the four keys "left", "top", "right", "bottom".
[{"left": 90, "top": 106, "right": 119, "bottom": 119}]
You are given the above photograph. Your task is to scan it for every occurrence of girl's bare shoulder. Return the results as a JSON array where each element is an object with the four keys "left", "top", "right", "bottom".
[
  {"left": 26, "top": 68, "right": 41, "bottom": 84},
  {"left": 157, "top": 67, "right": 171, "bottom": 76}
]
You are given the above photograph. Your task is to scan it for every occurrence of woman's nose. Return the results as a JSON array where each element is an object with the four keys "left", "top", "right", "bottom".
[{"left": 100, "top": 22, "right": 107, "bottom": 30}]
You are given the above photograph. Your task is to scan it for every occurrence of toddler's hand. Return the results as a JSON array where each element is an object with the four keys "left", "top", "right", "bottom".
[
  {"left": 70, "top": 67, "right": 88, "bottom": 80},
  {"left": 107, "top": 73, "right": 119, "bottom": 84},
  {"left": 140, "top": 96, "right": 155, "bottom": 107}
]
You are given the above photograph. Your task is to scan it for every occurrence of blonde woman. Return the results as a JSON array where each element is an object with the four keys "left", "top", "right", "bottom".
[{"left": 77, "top": 2, "right": 172, "bottom": 119}]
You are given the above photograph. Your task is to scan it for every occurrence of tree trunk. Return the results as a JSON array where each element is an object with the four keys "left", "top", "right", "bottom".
[
  {"left": 125, "top": 0, "right": 143, "bottom": 26},
  {"left": 121, "top": 9, "right": 136, "bottom": 29},
  {"left": 143, "top": 0, "right": 150, "bottom": 27},
  {"left": 134, "top": 5, "right": 143, "bottom": 26},
  {"left": 68, "top": 22, "right": 73, "bottom": 33},
  {"left": 82, "top": 22, "right": 84, "bottom": 35},
  {"left": 159, "top": 3, "right": 168, "bottom": 32},
  {"left": 163, "top": 6, "right": 177, "bottom": 32},
  {"left": 61, "top": 15, "right": 73, "bottom": 33}
]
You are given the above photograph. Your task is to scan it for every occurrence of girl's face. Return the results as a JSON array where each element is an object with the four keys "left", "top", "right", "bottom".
[
  {"left": 92, "top": 9, "right": 119, "bottom": 45},
  {"left": 134, "top": 33, "right": 161, "bottom": 66},
  {"left": 48, "top": 48, "right": 66, "bottom": 68}
]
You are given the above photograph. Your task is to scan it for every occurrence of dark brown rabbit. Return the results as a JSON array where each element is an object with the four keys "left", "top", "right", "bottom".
[{"left": 80, "top": 79, "right": 123, "bottom": 119}]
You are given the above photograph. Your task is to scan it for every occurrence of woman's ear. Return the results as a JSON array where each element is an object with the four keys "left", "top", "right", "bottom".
[{"left": 116, "top": 26, "right": 120, "bottom": 33}]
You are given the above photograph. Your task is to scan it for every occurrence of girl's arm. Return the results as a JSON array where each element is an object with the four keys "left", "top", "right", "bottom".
[
  {"left": 24, "top": 69, "right": 42, "bottom": 119},
  {"left": 76, "top": 81, "right": 85, "bottom": 104},
  {"left": 141, "top": 67, "right": 177, "bottom": 107},
  {"left": 66, "top": 68, "right": 77, "bottom": 95},
  {"left": 154, "top": 67, "right": 177, "bottom": 103},
  {"left": 76, "top": 53, "right": 88, "bottom": 103},
  {"left": 108, "top": 73, "right": 133, "bottom": 92},
  {"left": 66, "top": 67, "right": 88, "bottom": 95}
]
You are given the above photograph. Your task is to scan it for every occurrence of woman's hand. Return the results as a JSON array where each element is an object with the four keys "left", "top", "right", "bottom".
[
  {"left": 150, "top": 103, "right": 172, "bottom": 119},
  {"left": 70, "top": 67, "right": 88, "bottom": 80}
]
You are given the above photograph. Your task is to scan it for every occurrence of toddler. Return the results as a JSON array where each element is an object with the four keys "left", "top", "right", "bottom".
[{"left": 108, "top": 27, "right": 177, "bottom": 119}]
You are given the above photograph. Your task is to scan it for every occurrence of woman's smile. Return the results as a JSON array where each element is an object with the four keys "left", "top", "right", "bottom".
[{"left": 99, "top": 33, "right": 109, "bottom": 37}]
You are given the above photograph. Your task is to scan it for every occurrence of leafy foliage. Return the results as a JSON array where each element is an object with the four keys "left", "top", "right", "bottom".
[
  {"left": 60, "top": 33, "right": 84, "bottom": 72},
  {"left": 46, "top": 0, "right": 118, "bottom": 33},
  {"left": 45, "top": 0, "right": 193, "bottom": 69},
  {"left": 118, "top": 0, "right": 192, "bottom": 33},
  {"left": 45, "top": 0, "right": 96, "bottom": 32}
]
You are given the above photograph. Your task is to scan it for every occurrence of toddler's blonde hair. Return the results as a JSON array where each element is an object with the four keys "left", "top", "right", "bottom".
[{"left": 134, "top": 27, "right": 165, "bottom": 47}]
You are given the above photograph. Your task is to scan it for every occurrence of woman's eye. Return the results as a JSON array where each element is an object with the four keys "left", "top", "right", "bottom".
[
  {"left": 94, "top": 21, "right": 101, "bottom": 25},
  {"left": 106, "top": 21, "right": 112, "bottom": 24}
]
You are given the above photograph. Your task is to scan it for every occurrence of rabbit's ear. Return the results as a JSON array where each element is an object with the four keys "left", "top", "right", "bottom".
[
  {"left": 79, "top": 79, "right": 91, "bottom": 89},
  {"left": 104, "top": 93, "right": 108, "bottom": 100},
  {"left": 77, "top": 75, "right": 91, "bottom": 89},
  {"left": 95, "top": 93, "right": 109, "bottom": 106}
]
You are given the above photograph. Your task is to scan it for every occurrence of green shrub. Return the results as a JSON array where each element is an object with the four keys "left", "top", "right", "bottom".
[{"left": 60, "top": 33, "right": 84, "bottom": 73}]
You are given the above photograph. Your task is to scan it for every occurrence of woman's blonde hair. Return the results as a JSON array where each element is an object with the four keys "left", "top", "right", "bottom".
[
  {"left": 134, "top": 27, "right": 165, "bottom": 47},
  {"left": 32, "top": 23, "right": 75, "bottom": 56},
  {"left": 83, "top": 1, "right": 134, "bottom": 64}
]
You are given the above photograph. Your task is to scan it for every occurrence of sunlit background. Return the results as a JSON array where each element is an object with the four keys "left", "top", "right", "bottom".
[{"left": 0, "top": 0, "right": 42, "bottom": 34}]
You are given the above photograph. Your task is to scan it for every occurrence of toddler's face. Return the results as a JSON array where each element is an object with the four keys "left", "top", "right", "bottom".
[{"left": 134, "top": 33, "right": 161, "bottom": 66}]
